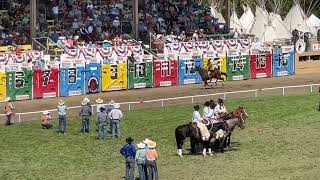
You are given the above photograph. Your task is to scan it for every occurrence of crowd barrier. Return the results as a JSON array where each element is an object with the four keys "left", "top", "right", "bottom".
[{"left": 0, "top": 40, "right": 298, "bottom": 102}]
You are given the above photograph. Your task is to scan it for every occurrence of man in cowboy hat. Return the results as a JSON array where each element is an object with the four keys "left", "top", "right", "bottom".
[
  {"left": 57, "top": 100, "right": 67, "bottom": 134},
  {"left": 108, "top": 103, "right": 123, "bottom": 138},
  {"left": 97, "top": 107, "right": 108, "bottom": 140},
  {"left": 95, "top": 98, "right": 105, "bottom": 113},
  {"left": 214, "top": 98, "right": 227, "bottom": 120},
  {"left": 146, "top": 140, "right": 159, "bottom": 180},
  {"left": 3, "top": 97, "right": 15, "bottom": 126},
  {"left": 192, "top": 105, "right": 210, "bottom": 141},
  {"left": 120, "top": 137, "right": 136, "bottom": 180},
  {"left": 105, "top": 100, "right": 115, "bottom": 134},
  {"left": 41, "top": 111, "right": 53, "bottom": 129},
  {"left": 135, "top": 142, "right": 147, "bottom": 180},
  {"left": 80, "top": 98, "right": 92, "bottom": 133}
]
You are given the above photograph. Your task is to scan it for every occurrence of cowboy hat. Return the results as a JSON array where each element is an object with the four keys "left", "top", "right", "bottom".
[
  {"left": 147, "top": 140, "right": 156, "bottom": 148},
  {"left": 109, "top": 100, "right": 115, "bottom": 105},
  {"left": 5, "top": 97, "right": 10, "bottom": 102},
  {"left": 83, "top": 97, "right": 90, "bottom": 103},
  {"left": 43, "top": 111, "right": 49, "bottom": 115},
  {"left": 126, "top": 137, "right": 134, "bottom": 143},
  {"left": 82, "top": 99, "right": 89, "bottom": 105},
  {"left": 137, "top": 142, "right": 146, "bottom": 149},
  {"left": 58, "top": 100, "right": 65, "bottom": 105},
  {"left": 143, "top": 138, "right": 151, "bottom": 144},
  {"left": 217, "top": 98, "right": 224, "bottom": 103},
  {"left": 193, "top": 105, "right": 200, "bottom": 110},
  {"left": 95, "top": 98, "right": 103, "bottom": 104},
  {"left": 114, "top": 103, "right": 120, "bottom": 109}
]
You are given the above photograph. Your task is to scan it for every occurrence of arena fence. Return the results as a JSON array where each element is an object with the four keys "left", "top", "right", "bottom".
[{"left": 1, "top": 83, "right": 320, "bottom": 123}]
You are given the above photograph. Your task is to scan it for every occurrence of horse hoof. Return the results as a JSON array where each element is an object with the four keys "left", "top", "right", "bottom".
[
  {"left": 209, "top": 153, "right": 213, "bottom": 156},
  {"left": 203, "top": 153, "right": 207, "bottom": 156},
  {"left": 178, "top": 155, "right": 183, "bottom": 158}
]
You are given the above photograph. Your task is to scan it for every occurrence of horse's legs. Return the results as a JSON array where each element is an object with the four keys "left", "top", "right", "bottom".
[
  {"left": 219, "top": 138, "right": 225, "bottom": 153},
  {"left": 190, "top": 138, "right": 197, "bottom": 154},
  {"left": 176, "top": 137, "right": 185, "bottom": 157},
  {"left": 202, "top": 140, "right": 213, "bottom": 156},
  {"left": 227, "top": 133, "right": 232, "bottom": 147}
]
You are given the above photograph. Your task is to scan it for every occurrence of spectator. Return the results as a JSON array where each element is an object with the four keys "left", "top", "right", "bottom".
[
  {"left": 52, "top": 4, "right": 59, "bottom": 22},
  {"left": 79, "top": 97, "right": 92, "bottom": 133},
  {"left": 146, "top": 140, "right": 159, "bottom": 180},
  {"left": 57, "top": 100, "right": 67, "bottom": 134},
  {"left": 120, "top": 137, "right": 136, "bottom": 180},
  {"left": 87, "top": 41, "right": 96, "bottom": 48},
  {"left": 97, "top": 107, "right": 108, "bottom": 141},
  {"left": 108, "top": 103, "right": 123, "bottom": 139},
  {"left": 136, "top": 142, "right": 147, "bottom": 180},
  {"left": 102, "top": 40, "right": 112, "bottom": 48},
  {"left": 105, "top": 100, "right": 115, "bottom": 135}
]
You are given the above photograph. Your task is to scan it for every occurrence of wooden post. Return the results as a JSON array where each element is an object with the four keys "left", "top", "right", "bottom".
[
  {"left": 132, "top": 0, "right": 139, "bottom": 39},
  {"left": 226, "top": 0, "right": 230, "bottom": 31},
  {"left": 30, "top": 0, "right": 37, "bottom": 38}
]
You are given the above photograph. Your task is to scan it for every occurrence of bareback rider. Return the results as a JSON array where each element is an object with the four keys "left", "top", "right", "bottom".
[{"left": 207, "top": 59, "right": 215, "bottom": 76}]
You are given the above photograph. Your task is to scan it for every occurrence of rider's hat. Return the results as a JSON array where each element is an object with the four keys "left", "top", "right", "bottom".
[{"left": 193, "top": 105, "right": 200, "bottom": 110}]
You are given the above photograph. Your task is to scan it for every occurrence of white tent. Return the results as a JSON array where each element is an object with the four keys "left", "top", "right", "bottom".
[
  {"left": 240, "top": 5, "right": 255, "bottom": 33},
  {"left": 230, "top": 9, "right": 243, "bottom": 30},
  {"left": 210, "top": 7, "right": 226, "bottom": 23},
  {"left": 306, "top": 14, "right": 320, "bottom": 27},
  {"left": 250, "top": 6, "right": 271, "bottom": 42},
  {"left": 270, "top": 13, "right": 291, "bottom": 40},
  {"left": 284, "top": 3, "right": 311, "bottom": 33}
]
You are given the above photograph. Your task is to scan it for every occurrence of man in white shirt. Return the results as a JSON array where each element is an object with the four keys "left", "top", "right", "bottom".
[
  {"left": 203, "top": 101, "right": 214, "bottom": 120},
  {"left": 214, "top": 98, "right": 227, "bottom": 119},
  {"left": 192, "top": 105, "right": 210, "bottom": 141},
  {"left": 108, "top": 103, "right": 123, "bottom": 138}
]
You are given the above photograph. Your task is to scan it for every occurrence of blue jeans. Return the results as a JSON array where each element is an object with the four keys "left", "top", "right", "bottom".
[
  {"left": 98, "top": 125, "right": 106, "bottom": 140},
  {"left": 111, "top": 120, "right": 120, "bottom": 138},
  {"left": 146, "top": 160, "right": 158, "bottom": 180},
  {"left": 58, "top": 115, "right": 66, "bottom": 133},
  {"left": 137, "top": 161, "right": 146, "bottom": 180},
  {"left": 125, "top": 157, "right": 135, "bottom": 180},
  {"left": 82, "top": 116, "right": 90, "bottom": 133}
]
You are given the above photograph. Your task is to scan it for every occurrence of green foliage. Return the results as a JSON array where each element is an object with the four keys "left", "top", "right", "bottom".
[{"left": 1, "top": 94, "right": 320, "bottom": 179}]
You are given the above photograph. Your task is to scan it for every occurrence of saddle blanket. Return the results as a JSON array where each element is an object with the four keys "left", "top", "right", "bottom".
[{"left": 197, "top": 122, "right": 210, "bottom": 140}]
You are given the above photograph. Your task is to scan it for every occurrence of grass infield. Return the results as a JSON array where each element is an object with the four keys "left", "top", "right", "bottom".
[{"left": 1, "top": 94, "right": 320, "bottom": 180}]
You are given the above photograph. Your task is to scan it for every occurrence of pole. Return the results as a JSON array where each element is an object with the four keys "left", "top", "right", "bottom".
[
  {"left": 30, "top": 0, "right": 37, "bottom": 38},
  {"left": 226, "top": 0, "right": 230, "bottom": 32},
  {"left": 132, "top": 0, "right": 139, "bottom": 39}
]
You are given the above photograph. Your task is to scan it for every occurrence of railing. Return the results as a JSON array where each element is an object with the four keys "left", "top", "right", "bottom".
[{"left": 1, "top": 83, "right": 319, "bottom": 123}]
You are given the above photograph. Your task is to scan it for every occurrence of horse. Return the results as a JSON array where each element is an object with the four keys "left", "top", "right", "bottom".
[
  {"left": 175, "top": 120, "right": 227, "bottom": 158},
  {"left": 190, "top": 66, "right": 227, "bottom": 88},
  {"left": 221, "top": 106, "right": 248, "bottom": 148}
]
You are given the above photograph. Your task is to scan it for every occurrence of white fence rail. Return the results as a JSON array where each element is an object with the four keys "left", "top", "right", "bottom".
[{"left": 2, "top": 83, "right": 320, "bottom": 123}]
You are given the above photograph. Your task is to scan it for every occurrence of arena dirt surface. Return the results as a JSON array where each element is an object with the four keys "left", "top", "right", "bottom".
[{"left": 12, "top": 72, "right": 320, "bottom": 115}]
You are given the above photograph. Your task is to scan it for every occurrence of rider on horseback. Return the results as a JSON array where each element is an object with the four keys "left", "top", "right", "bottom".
[
  {"left": 207, "top": 59, "right": 215, "bottom": 78},
  {"left": 192, "top": 105, "right": 210, "bottom": 141},
  {"left": 214, "top": 98, "right": 227, "bottom": 119}
]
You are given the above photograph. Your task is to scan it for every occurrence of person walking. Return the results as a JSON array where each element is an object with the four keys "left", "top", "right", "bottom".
[
  {"left": 57, "top": 100, "right": 67, "bottom": 134},
  {"left": 108, "top": 103, "right": 123, "bottom": 138},
  {"left": 97, "top": 107, "right": 108, "bottom": 141},
  {"left": 80, "top": 98, "right": 92, "bottom": 133},
  {"left": 136, "top": 142, "right": 147, "bottom": 180},
  {"left": 3, "top": 97, "right": 15, "bottom": 126},
  {"left": 120, "top": 137, "right": 136, "bottom": 180},
  {"left": 146, "top": 140, "right": 159, "bottom": 180}
]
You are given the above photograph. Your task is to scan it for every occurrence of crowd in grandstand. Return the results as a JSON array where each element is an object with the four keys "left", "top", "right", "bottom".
[{"left": 0, "top": 0, "right": 232, "bottom": 47}]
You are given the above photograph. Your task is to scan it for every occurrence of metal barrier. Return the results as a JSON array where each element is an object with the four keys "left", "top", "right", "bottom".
[{"left": 1, "top": 83, "right": 319, "bottom": 123}]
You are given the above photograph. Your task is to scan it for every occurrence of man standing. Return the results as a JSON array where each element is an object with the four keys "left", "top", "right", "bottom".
[
  {"left": 57, "top": 100, "right": 67, "bottom": 134},
  {"left": 80, "top": 98, "right": 92, "bottom": 133},
  {"left": 3, "top": 97, "right": 15, "bottom": 126},
  {"left": 108, "top": 103, "right": 123, "bottom": 138},
  {"left": 120, "top": 137, "right": 136, "bottom": 180},
  {"left": 105, "top": 100, "right": 115, "bottom": 134}
]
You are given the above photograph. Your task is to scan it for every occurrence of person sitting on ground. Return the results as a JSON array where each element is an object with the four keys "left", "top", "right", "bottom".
[{"left": 41, "top": 111, "right": 53, "bottom": 129}]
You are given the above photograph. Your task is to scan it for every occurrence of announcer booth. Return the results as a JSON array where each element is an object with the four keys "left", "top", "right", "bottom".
[
  {"left": 178, "top": 52, "right": 203, "bottom": 85},
  {"left": 250, "top": 46, "right": 273, "bottom": 79},
  {"left": 227, "top": 49, "right": 250, "bottom": 81},
  {"left": 59, "top": 54, "right": 85, "bottom": 97},
  {"left": 101, "top": 56, "right": 128, "bottom": 91},
  {"left": 127, "top": 55, "right": 154, "bottom": 89},
  {"left": 203, "top": 51, "right": 227, "bottom": 81},
  {"left": 272, "top": 46, "right": 295, "bottom": 77},
  {"left": 84, "top": 58, "right": 101, "bottom": 94},
  {"left": 0, "top": 65, "right": 6, "bottom": 102},
  {"left": 6, "top": 64, "right": 33, "bottom": 101},
  {"left": 153, "top": 54, "right": 178, "bottom": 87}
]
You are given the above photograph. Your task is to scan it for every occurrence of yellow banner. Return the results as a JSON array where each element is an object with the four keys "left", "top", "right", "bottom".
[{"left": 102, "top": 64, "right": 128, "bottom": 91}]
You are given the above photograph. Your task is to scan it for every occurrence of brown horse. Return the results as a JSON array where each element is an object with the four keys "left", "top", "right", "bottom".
[
  {"left": 220, "top": 106, "right": 248, "bottom": 148},
  {"left": 190, "top": 66, "right": 227, "bottom": 88}
]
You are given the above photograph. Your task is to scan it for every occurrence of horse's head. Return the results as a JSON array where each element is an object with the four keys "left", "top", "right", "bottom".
[
  {"left": 233, "top": 106, "right": 248, "bottom": 129},
  {"left": 190, "top": 65, "right": 200, "bottom": 73}
]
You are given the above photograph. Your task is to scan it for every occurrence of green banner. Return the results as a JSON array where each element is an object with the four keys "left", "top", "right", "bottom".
[{"left": 6, "top": 70, "right": 33, "bottom": 101}]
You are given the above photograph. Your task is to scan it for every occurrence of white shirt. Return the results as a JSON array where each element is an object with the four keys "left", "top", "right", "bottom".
[
  {"left": 203, "top": 106, "right": 213, "bottom": 119},
  {"left": 192, "top": 111, "right": 202, "bottom": 123},
  {"left": 214, "top": 104, "right": 227, "bottom": 117},
  {"left": 112, "top": 19, "right": 120, "bottom": 27},
  {"left": 96, "top": 104, "right": 105, "bottom": 113},
  {"left": 52, "top": 6, "right": 59, "bottom": 15},
  {"left": 108, "top": 108, "right": 123, "bottom": 120}
]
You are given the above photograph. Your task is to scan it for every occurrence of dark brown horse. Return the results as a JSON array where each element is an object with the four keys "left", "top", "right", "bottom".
[
  {"left": 221, "top": 107, "right": 248, "bottom": 148},
  {"left": 190, "top": 66, "right": 227, "bottom": 88}
]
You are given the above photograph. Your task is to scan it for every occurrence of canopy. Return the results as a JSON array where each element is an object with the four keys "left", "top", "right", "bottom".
[{"left": 240, "top": 5, "right": 255, "bottom": 33}]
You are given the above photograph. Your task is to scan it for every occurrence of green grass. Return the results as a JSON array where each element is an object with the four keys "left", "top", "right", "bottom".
[{"left": 1, "top": 94, "right": 320, "bottom": 180}]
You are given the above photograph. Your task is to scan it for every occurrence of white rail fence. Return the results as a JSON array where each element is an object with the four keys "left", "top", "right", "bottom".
[{"left": 1, "top": 83, "right": 319, "bottom": 123}]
